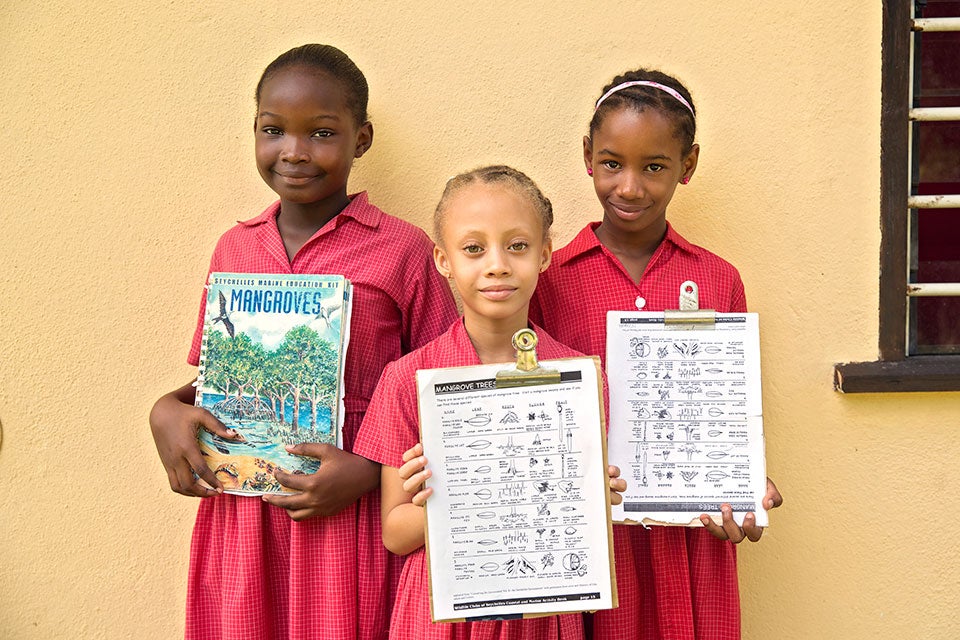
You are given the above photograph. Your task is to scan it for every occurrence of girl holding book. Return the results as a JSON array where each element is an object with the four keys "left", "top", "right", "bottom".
[
  {"left": 354, "top": 165, "right": 626, "bottom": 640},
  {"left": 148, "top": 44, "right": 457, "bottom": 640}
]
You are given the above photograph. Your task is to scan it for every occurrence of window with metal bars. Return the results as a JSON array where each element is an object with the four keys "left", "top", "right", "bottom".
[
  {"left": 909, "top": 1, "right": 960, "bottom": 354},
  {"left": 834, "top": 0, "right": 960, "bottom": 391}
]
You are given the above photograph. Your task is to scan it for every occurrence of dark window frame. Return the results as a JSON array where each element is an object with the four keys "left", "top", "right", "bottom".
[{"left": 833, "top": 0, "right": 960, "bottom": 392}]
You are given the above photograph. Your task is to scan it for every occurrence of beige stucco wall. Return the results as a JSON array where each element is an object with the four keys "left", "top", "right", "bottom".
[{"left": 2, "top": 2, "right": 958, "bottom": 638}]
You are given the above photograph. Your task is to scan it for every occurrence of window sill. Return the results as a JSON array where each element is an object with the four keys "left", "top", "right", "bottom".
[{"left": 834, "top": 356, "right": 960, "bottom": 393}]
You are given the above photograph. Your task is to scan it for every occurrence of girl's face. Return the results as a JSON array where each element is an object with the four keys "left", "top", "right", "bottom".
[
  {"left": 434, "top": 183, "right": 552, "bottom": 329},
  {"left": 584, "top": 107, "right": 698, "bottom": 241},
  {"left": 255, "top": 66, "right": 371, "bottom": 208}
]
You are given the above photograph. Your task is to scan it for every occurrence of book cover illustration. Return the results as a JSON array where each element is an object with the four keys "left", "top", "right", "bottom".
[{"left": 195, "top": 272, "right": 352, "bottom": 495}]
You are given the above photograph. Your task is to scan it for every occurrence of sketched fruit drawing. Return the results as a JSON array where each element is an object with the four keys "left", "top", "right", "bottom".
[{"left": 562, "top": 553, "right": 581, "bottom": 571}]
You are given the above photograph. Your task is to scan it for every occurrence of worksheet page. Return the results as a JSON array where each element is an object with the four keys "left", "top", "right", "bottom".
[
  {"left": 606, "top": 312, "right": 767, "bottom": 527},
  {"left": 417, "top": 357, "right": 616, "bottom": 622}
]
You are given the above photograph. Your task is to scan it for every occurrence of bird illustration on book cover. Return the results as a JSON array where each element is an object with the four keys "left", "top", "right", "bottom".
[{"left": 195, "top": 273, "right": 351, "bottom": 495}]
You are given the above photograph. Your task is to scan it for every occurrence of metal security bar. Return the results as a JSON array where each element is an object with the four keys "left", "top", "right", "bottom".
[
  {"left": 908, "top": 194, "right": 960, "bottom": 208},
  {"left": 907, "top": 282, "right": 960, "bottom": 296},
  {"left": 912, "top": 17, "right": 960, "bottom": 31},
  {"left": 909, "top": 106, "right": 960, "bottom": 120}
]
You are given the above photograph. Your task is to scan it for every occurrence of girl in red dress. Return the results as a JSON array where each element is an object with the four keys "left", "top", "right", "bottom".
[
  {"left": 148, "top": 45, "right": 457, "bottom": 640},
  {"left": 355, "top": 165, "right": 626, "bottom": 640},
  {"left": 529, "top": 69, "right": 783, "bottom": 640}
]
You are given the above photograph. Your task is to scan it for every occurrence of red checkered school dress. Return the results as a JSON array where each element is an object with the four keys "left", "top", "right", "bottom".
[
  {"left": 354, "top": 319, "right": 586, "bottom": 640},
  {"left": 183, "top": 193, "right": 458, "bottom": 640},
  {"left": 530, "top": 222, "right": 746, "bottom": 640}
]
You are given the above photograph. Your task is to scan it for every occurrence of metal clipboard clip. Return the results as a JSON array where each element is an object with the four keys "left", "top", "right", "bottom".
[
  {"left": 495, "top": 328, "right": 561, "bottom": 388},
  {"left": 663, "top": 280, "right": 716, "bottom": 329}
]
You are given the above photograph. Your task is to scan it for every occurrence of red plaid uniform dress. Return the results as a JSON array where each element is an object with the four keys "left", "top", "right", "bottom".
[
  {"left": 184, "top": 193, "right": 458, "bottom": 640},
  {"left": 354, "top": 319, "right": 586, "bottom": 640},
  {"left": 530, "top": 222, "right": 746, "bottom": 640}
]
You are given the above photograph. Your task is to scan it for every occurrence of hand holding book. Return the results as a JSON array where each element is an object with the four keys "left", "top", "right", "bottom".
[
  {"left": 260, "top": 443, "right": 380, "bottom": 520},
  {"left": 150, "top": 380, "right": 241, "bottom": 497}
]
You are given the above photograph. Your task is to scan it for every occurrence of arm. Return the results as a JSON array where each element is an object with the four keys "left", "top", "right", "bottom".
[
  {"left": 149, "top": 379, "right": 238, "bottom": 497},
  {"left": 262, "top": 445, "right": 380, "bottom": 521},
  {"left": 381, "top": 443, "right": 432, "bottom": 556},
  {"left": 700, "top": 477, "right": 784, "bottom": 543},
  {"left": 730, "top": 278, "right": 747, "bottom": 314},
  {"left": 400, "top": 236, "right": 458, "bottom": 353}
]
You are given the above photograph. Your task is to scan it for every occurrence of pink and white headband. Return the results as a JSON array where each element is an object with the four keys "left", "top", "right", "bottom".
[{"left": 594, "top": 80, "right": 694, "bottom": 116}]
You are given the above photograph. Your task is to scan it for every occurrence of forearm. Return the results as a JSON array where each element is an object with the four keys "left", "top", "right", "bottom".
[
  {"left": 342, "top": 451, "right": 380, "bottom": 498},
  {"left": 380, "top": 465, "right": 427, "bottom": 555},
  {"left": 383, "top": 502, "right": 426, "bottom": 556}
]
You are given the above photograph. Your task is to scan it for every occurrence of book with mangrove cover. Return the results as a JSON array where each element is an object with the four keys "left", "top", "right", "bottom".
[{"left": 194, "top": 272, "right": 352, "bottom": 495}]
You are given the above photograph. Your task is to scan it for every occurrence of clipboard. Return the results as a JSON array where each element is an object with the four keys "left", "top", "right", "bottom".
[
  {"left": 416, "top": 329, "right": 618, "bottom": 623},
  {"left": 605, "top": 282, "right": 768, "bottom": 528}
]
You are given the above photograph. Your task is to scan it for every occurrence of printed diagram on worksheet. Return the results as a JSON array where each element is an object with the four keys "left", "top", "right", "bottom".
[
  {"left": 416, "top": 357, "right": 616, "bottom": 622},
  {"left": 606, "top": 312, "right": 767, "bottom": 527}
]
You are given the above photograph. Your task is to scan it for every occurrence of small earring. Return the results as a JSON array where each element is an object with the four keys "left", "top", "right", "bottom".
[
  {"left": 681, "top": 176, "right": 690, "bottom": 185},
  {"left": 587, "top": 167, "right": 593, "bottom": 176}
]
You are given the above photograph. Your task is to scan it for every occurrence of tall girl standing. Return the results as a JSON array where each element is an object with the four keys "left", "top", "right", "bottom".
[
  {"left": 149, "top": 44, "right": 457, "bottom": 640},
  {"left": 530, "top": 69, "right": 782, "bottom": 639}
]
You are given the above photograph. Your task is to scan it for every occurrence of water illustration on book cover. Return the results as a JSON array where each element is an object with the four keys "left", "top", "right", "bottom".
[{"left": 195, "top": 272, "right": 352, "bottom": 495}]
